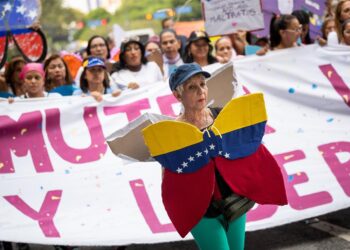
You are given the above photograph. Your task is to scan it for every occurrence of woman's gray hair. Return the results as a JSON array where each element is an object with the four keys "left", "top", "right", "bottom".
[{"left": 175, "top": 84, "right": 184, "bottom": 95}]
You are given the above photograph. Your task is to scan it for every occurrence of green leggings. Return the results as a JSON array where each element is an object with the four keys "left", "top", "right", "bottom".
[{"left": 191, "top": 214, "right": 246, "bottom": 250}]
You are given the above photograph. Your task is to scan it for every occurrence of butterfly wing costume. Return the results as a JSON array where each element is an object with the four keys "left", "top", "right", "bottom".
[{"left": 142, "top": 93, "right": 288, "bottom": 237}]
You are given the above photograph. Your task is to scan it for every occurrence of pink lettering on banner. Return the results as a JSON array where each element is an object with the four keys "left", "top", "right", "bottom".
[
  {"left": 46, "top": 107, "right": 107, "bottom": 164},
  {"left": 0, "top": 111, "right": 53, "bottom": 174},
  {"left": 3, "top": 190, "right": 62, "bottom": 237},
  {"left": 247, "top": 205, "right": 278, "bottom": 222},
  {"left": 156, "top": 94, "right": 178, "bottom": 117},
  {"left": 129, "top": 179, "right": 175, "bottom": 233},
  {"left": 319, "top": 64, "right": 350, "bottom": 108},
  {"left": 242, "top": 85, "right": 276, "bottom": 134},
  {"left": 274, "top": 150, "right": 333, "bottom": 210},
  {"left": 104, "top": 99, "right": 151, "bottom": 122},
  {"left": 319, "top": 141, "right": 350, "bottom": 196}
]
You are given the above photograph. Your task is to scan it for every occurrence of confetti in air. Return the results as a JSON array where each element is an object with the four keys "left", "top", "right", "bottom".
[
  {"left": 327, "top": 70, "right": 332, "bottom": 78},
  {"left": 284, "top": 154, "right": 294, "bottom": 160}
]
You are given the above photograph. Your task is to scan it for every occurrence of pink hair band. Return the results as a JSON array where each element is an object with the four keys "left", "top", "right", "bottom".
[{"left": 19, "top": 63, "right": 45, "bottom": 80}]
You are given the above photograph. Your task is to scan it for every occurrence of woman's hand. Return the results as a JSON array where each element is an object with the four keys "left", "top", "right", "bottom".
[
  {"left": 127, "top": 82, "right": 140, "bottom": 90},
  {"left": 90, "top": 91, "right": 103, "bottom": 102},
  {"left": 216, "top": 55, "right": 230, "bottom": 64},
  {"left": 28, "top": 21, "right": 41, "bottom": 30},
  {"left": 8, "top": 97, "right": 14, "bottom": 104},
  {"left": 256, "top": 46, "right": 269, "bottom": 56},
  {"left": 112, "top": 89, "right": 122, "bottom": 97},
  {"left": 316, "top": 36, "right": 327, "bottom": 46}
]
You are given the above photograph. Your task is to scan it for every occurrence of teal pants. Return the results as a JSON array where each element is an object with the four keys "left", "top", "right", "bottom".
[{"left": 191, "top": 214, "right": 246, "bottom": 250}]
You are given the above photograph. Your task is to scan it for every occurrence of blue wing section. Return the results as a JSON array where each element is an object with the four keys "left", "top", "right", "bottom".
[
  {"left": 0, "top": 0, "right": 41, "bottom": 32},
  {"left": 154, "top": 121, "right": 266, "bottom": 174}
]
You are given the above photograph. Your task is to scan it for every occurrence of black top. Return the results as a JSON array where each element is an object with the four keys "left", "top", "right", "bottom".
[{"left": 204, "top": 107, "right": 233, "bottom": 217}]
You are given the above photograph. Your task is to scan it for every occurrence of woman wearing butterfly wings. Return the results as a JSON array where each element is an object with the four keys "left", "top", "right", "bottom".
[{"left": 142, "top": 63, "right": 288, "bottom": 250}]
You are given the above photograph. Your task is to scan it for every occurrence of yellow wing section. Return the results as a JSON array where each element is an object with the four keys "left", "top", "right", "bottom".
[
  {"left": 142, "top": 120, "right": 203, "bottom": 157},
  {"left": 212, "top": 93, "right": 267, "bottom": 136}
]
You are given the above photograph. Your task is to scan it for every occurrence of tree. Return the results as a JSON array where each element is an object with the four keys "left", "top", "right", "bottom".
[{"left": 40, "top": 1, "right": 84, "bottom": 51}]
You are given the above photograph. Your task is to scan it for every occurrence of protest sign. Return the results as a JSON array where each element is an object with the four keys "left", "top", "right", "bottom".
[{"left": 201, "top": 0, "right": 264, "bottom": 36}]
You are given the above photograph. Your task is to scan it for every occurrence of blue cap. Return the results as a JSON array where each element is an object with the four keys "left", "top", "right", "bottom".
[
  {"left": 83, "top": 57, "right": 106, "bottom": 69},
  {"left": 169, "top": 63, "right": 211, "bottom": 91}
]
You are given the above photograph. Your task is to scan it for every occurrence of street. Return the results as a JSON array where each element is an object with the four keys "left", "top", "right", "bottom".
[{"left": 7, "top": 207, "right": 350, "bottom": 250}]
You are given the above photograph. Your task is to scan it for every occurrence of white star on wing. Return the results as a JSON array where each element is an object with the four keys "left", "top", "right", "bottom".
[
  {"left": 188, "top": 156, "right": 194, "bottom": 162},
  {"left": 224, "top": 153, "right": 230, "bottom": 158},
  {"left": 204, "top": 148, "right": 209, "bottom": 154},
  {"left": 16, "top": 5, "right": 26, "bottom": 14},
  {"left": 176, "top": 167, "right": 183, "bottom": 173},
  {"left": 181, "top": 162, "right": 188, "bottom": 168},
  {"left": 219, "top": 151, "right": 223, "bottom": 155},
  {"left": 196, "top": 151, "right": 202, "bottom": 157},
  {"left": 3, "top": 3, "right": 12, "bottom": 12},
  {"left": 27, "top": 9, "right": 37, "bottom": 19},
  {"left": 209, "top": 144, "right": 215, "bottom": 150}
]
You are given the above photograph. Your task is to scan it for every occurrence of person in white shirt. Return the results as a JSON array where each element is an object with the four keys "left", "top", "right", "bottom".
[
  {"left": 159, "top": 29, "right": 184, "bottom": 78},
  {"left": 111, "top": 37, "right": 163, "bottom": 89}
]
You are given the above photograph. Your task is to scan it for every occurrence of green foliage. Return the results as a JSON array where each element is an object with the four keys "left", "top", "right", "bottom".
[
  {"left": 170, "top": 0, "right": 202, "bottom": 21},
  {"left": 41, "top": 0, "right": 85, "bottom": 51},
  {"left": 85, "top": 8, "right": 111, "bottom": 20},
  {"left": 113, "top": 0, "right": 202, "bottom": 29},
  {"left": 39, "top": 0, "right": 202, "bottom": 50},
  {"left": 76, "top": 25, "right": 110, "bottom": 41}
]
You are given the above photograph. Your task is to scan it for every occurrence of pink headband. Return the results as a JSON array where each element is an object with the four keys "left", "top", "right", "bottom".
[{"left": 19, "top": 63, "right": 45, "bottom": 80}]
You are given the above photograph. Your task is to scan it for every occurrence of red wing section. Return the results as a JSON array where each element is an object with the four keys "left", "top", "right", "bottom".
[
  {"left": 161, "top": 161, "right": 215, "bottom": 237},
  {"left": 0, "top": 35, "right": 8, "bottom": 69},
  {"left": 12, "top": 28, "right": 47, "bottom": 62},
  {"left": 216, "top": 144, "right": 288, "bottom": 206}
]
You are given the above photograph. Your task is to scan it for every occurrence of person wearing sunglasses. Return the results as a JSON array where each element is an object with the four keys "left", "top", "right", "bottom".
[{"left": 270, "top": 14, "right": 302, "bottom": 50}]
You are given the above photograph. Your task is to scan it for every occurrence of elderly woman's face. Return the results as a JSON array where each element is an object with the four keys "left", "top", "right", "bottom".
[
  {"left": 179, "top": 74, "right": 208, "bottom": 111},
  {"left": 124, "top": 42, "right": 142, "bottom": 67}
]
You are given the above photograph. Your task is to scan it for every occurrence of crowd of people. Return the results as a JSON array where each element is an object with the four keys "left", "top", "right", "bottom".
[
  {"left": 1, "top": 1, "right": 350, "bottom": 250},
  {"left": 0, "top": 1, "right": 349, "bottom": 104}
]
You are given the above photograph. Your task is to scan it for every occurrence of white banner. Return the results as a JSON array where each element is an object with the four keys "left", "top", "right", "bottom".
[
  {"left": 202, "top": 0, "right": 264, "bottom": 36},
  {"left": 0, "top": 44, "right": 350, "bottom": 245},
  {"left": 234, "top": 44, "right": 350, "bottom": 231}
]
